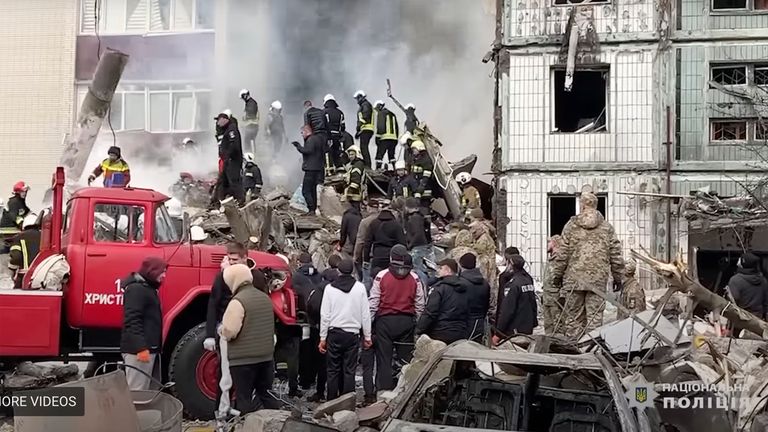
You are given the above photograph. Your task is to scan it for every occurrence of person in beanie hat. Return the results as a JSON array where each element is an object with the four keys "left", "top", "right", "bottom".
[
  {"left": 727, "top": 252, "right": 768, "bottom": 324},
  {"left": 458, "top": 253, "right": 490, "bottom": 343},
  {"left": 319, "top": 258, "right": 372, "bottom": 400},
  {"left": 120, "top": 256, "right": 167, "bottom": 390},
  {"left": 89, "top": 146, "right": 131, "bottom": 188},
  {"left": 220, "top": 263, "right": 277, "bottom": 414},
  {"left": 369, "top": 244, "right": 425, "bottom": 393}
]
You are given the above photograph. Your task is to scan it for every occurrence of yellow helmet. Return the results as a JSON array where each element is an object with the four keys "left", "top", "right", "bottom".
[{"left": 411, "top": 140, "right": 426, "bottom": 152}]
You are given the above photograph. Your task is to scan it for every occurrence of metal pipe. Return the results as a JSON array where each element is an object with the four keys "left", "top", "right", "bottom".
[{"left": 666, "top": 105, "right": 673, "bottom": 261}]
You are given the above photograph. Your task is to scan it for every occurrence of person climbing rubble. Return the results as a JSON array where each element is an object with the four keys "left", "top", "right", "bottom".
[
  {"left": 242, "top": 152, "right": 263, "bottom": 201},
  {"left": 410, "top": 140, "right": 434, "bottom": 211},
  {"left": 240, "top": 89, "right": 260, "bottom": 153},
  {"left": 0, "top": 181, "right": 31, "bottom": 230},
  {"left": 550, "top": 192, "right": 624, "bottom": 340},
  {"left": 374, "top": 100, "right": 399, "bottom": 171},
  {"left": 215, "top": 110, "right": 245, "bottom": 205},
  {"left": 8, "top": 213, "right": 40, "bottom": 288},
  {"left": 293, "top": 124, "right": 325, "bottom": 215},
  {"left": 456, "top": 172, "right": 481, "bottom": 219},
  {"left": 344, "top": 145, "right": 365, "bottom": 208},
  {"left": 265, "top": 100, "right": 286, "bottom": 155},
  {"left": 88, "top": 146, "right": 130, "bottom": 188},
  {"left": 323, "top": 94, "right": 346, "bottom": 174},
  {"left": 388, "top": 160, "right": 419, "bottom": 200},
  {"left": 354, "top": 90, "right": 374, "bottom": 168},
  {"left": 617, "top": 258, "right": 646, "bottom": 320}
]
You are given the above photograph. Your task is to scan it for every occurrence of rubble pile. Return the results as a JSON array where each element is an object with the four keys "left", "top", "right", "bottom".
[{"left": 682, "top": 186, "right": 768, "bottom": 230}]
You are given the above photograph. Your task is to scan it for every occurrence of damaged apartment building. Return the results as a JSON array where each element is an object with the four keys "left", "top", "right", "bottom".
[{"left": 492, "top": 0, "right": 768, "bottom": 289}]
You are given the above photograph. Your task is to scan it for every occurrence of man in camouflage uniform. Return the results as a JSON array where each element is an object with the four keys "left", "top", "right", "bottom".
[
  {"left": 617, "top": 259, "right": 645, "bottom": 319},
  {"left": 541, "top": 235, "right": 564, "bottom": 335},
  {"left": 550, "top": 192, "right": 624, "bottom": 340}
]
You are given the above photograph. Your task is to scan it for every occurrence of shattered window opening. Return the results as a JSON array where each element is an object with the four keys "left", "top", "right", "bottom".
[
  {"left": 549, "top": 194, "right": 608, "bottom": 236},
  {"left": 756, "top": 121, "right": 768, "bottom": 140},
  {"left": 552, "top": 68, "right": 609, "bottom": 133},
  {"left": 711, "top": 65, "right": 747, "bottom": 85},
  {"left": 712, "top": 0, "right": 748, "bottom": 9},
  {"left": 755, "top": 66, "right": 768, "bottom": 85},
  {"left": 711, "top": 120, "right": 748, "bottom": 141},
  {"left": 553, "top": 0, "right": 611, "bottom": 5}
]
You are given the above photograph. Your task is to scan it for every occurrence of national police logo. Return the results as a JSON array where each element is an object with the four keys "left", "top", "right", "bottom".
[{"left": 635, "top": 387, "right": 648, "bottom": 403}]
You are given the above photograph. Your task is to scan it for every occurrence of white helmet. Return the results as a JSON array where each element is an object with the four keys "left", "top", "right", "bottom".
[
  {"left": 239, "top": 89, "right": 249, "bottom": 98},
  {"left": 190, "top": 225, "right": 208, "bottom": 242},
  {"left": 166, "top": 198, "right": 183, "bottom": 218},
  {"left": 347, "top": 145, "right": 361, "bottom": 156},
  {"left": 374, "top": 100, "right": 385, "bottom": 108},
  {"left": 271, "top": 100, "right": 282, "bottom": 110},
  {"left": 323, "top": 94, "right": 335, "bottom": 103},
  {"left": 399, "top": 131, "right": 412, "bottom": 145},
  {"left": 405, "top": 103, "right": 416, "bottom": 110},
  {"left": 455, "top": 172, "right": 472, "bottom": 185},
  {"left": 353, "top": 90, "right": 366, "bottom": 98},
  {"left": 22, "top": 213, "right": 38, "bottom": 229},
  {"left": 244, "top": 152, "right": 255, "bottom": 163},
  {"left": 182, "top": 137, "right": 193, "bottom": 145},
  {"left": 395, "top": 160, "right": 407, "bottom": 171}
]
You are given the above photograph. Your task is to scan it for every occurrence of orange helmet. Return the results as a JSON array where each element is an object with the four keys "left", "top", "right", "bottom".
[{"left": 13, "top": 181, "right": 29, "bottom": 193}]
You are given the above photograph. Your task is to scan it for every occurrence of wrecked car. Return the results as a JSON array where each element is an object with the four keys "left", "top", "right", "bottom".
[{"left": 381, "top": 341, "right": 662, "bottom": 432}]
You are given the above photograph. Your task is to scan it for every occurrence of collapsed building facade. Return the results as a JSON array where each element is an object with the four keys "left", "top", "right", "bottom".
[{"left": 492, "top": 0, "right": 768, "bottom": 288}]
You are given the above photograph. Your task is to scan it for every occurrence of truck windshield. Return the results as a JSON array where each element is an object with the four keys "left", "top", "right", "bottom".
[{"left": 154, "top": 204, "right": 181, "bottom": 243}]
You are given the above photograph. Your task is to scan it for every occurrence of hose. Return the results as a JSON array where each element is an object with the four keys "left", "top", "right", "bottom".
[{"left": 93, "top": 361, "right": 174, "bottom": 405}]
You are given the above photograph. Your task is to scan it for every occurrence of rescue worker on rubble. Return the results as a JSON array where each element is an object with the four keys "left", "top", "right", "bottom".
[
  {"left": 363, "top": 199, "right": 407, "bottom": 278},
  {"left": 216, "top": 110, "right": 246, "bottom": 205},
  {"left": 243, "top": 153, "right": 263, "bottom": 201},
  {"left": 374, "top": 100, "right": 399, "bottom": 171},
  {"left": 0, "top": 181, "right": 31, "bottom": 230},
  {"left": 8, "top": 213, "right": 41, "bottom": 289},
  {"left": 265, "top": 100, "right": 286, "bottom": 155},
  {"left": 541, "top": 235, "right": 564, "bottom": 335},
  {"left": 344, "top": 145, "right": 365, "bottom": 209},
  {"left": 89, "top": 146, "right": 131, "bottom": 188},
  {"left": 293, "top": 125, "right": 325, "bottom": 215},
  {"left": 617, "top": 258, "right": 646, "bottom": 320},
  {"left": 323, "top": 94, "right": 346, "bottom": 174},
  {"left": 493, "top": 254, "right": 537, "bottom": 343},
  {"left": 404, "top": 103, "right": 419, "bottom": 134},
  {"left": 410, "top": 140, "right": 434, "bottom": 211},
  {"left": 456, "top": 172, "right": 481, "bottom": 220},
  {"left": 354, "top": 90, "right": 374, "bottom": 169},
  {"left": 388, "top": 160, "right": 418, "bottom": 200},
  {"left": 240, "top": 89, "right": 259, "bottom": 153},
  {"left": 550, "top": 192, "right": 624, "bottom": 339}
]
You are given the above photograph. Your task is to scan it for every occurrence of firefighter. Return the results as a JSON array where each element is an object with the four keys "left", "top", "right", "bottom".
[
  {"left": 243, "top": 152, "right": 263, "bottom": 201},
  {"left": 345, "top": 145, "right": 365, "bottom": 210},
  {"left": 88, "top": 146, "right": 131, "bottom": 188},
  {"left": 240, "top": 89, "right": 259, "bottom": 153},
  {"left": 410, "top": 140, "right": 434, "bottom": 210},
  {"left": 374, "top": 101, "right": 399, "bottom": 171},
  {"left": 266, "top": 100, "right": 286, "bottom": 155},
  {"left": 387, "top": 160, "right": 418, "bottom": 200},
  {"left": 8, "top": 213, "right": 41, "bottom": 289},
  {"left": 404, "top": 103, "right": 419, "bottom": 134},
  {"left": 354, "top": 90, "right": 374, "bottom": 169},
  {"left": 456, "top": 172, "right": 481, "bottom": 219},
  {"left": 324, "top": 94, "right": 346, "bottom": 174},
  {"left": 0, "top": 181, "right": 31, "bottom": 230},
  {"left": 216, "top": 110, "right": 245, "bottom": 205}
]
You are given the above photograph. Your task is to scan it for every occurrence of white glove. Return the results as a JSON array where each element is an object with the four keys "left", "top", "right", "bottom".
[{"left": 203, "top": 337, "right": 216, "bottom": 352}]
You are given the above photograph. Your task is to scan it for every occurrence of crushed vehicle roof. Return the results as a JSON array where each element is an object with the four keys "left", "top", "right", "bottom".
[{"left": 440, "top": 341, "right": 604, "bottom": 370}]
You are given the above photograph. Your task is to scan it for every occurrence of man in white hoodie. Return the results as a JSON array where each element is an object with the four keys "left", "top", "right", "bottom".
[{"left": 319, "top": 258, "right": 372, "bottom": 400}]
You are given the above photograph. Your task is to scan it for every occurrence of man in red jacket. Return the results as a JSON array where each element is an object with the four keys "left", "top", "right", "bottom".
[{"left": 368, "top": 245, "right": 426, "bottom": 392}]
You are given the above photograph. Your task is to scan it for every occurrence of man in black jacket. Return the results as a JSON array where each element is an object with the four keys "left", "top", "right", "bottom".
[
  {"left": 354, "top": 90, "right": 374, "bottom": 169},
  {"left": 304, "top": 100, "right": 329, "bottom": 136},
  {"left": 363, "top": 206, "right": 407, "bottom": 278},
  {"left": 323, "top": 95, "right": 346, "bottom": 173},
  {"left": 727, "top": 252, "right": 768, "bottom": 322},
  {"left": 0, "top": 181, "right": 30, "bottom": 229},
  {"left": 496, "top": 246, "right": 520, "bottom": 323},
  {"left": 8, "top": 214, "right": 41, "bottom": 288},
  {"left": 458, "top": 253, "right": 490, "bottom": 343},
  {"left": 416, "top": 258, "right": 469, "bottom": 344},
  {"left": 339, "top": 203, "right": 362, "bottom": 259},
  {"left": 240, "top": 89, "right": 259, "bottom": 153},
  {"left": 494, "top": 255, "right": 537, "bottom": 344},
  {"left": 293, "top": 125, "right": 325, "bottom": 215},
  {"left": 282, "top": 253, "right": 319, "bottom": 397},
  {"left": 120, "top": 256, "right": 168, "bottom": 391},
  {"left": 216, "top": 111, "right": 245, "bottom": 204}
]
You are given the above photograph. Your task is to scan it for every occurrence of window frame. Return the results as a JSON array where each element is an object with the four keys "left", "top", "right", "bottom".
[
  {"left": 550, "top": 65, "right": 611, "bottom": 134},
  {"left": 710, "top": 64, "right": 748, "bottom": 86},
  {"left": 91, "top": 202, "right": 147, "bottom": 245},
  {"left": 80, "top": 0, "right": 214, "bottom": 35},
  {"left": 755, "top": 121, "right": 768, "bottom": 141},
  {"left": 711, "top": 0, "right": 768, "bottom": 12},
  {"left": 153, "top": 203, "right": 181, "bottom": 244},
  {"left": 552, "top": 0, "right": 611, "bottom": 6},
  {"left": 710, "top": 119, "right": 749, "bottom": 142},
  {"left": 709, "top": 63, "right": 768, "bottom": 87}
]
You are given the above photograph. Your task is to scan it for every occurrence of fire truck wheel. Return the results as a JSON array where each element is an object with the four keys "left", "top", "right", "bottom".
[{"left": 168, "top": 323, "right": 217, "bottom": 420}]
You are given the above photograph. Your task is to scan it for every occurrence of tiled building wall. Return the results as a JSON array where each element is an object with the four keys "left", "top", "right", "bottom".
[
  {"left": 0, "top": 0, "right": 77, "bottom": 206},
  {"left": 680, "top": 0, "right": 768, "bottom": 31},
  {"left": 501, "top": 48, "right": 656, "bottom": 167}
]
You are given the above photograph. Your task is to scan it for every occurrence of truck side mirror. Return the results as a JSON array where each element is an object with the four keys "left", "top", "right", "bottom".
[{"left": 182, "top": 212, "right": 190, "bottom": 243}]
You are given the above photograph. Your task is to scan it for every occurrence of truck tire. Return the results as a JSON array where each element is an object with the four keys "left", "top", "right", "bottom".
[{"left": 168, "top": 323, "right": 218, "bottom": 420}]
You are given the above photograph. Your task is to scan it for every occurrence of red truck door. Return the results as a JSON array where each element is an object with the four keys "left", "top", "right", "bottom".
[{"left": 81, "top": 202, "right": 154, "bottom": 328}]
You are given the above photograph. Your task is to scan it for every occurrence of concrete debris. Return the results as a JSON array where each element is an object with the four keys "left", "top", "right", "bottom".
[
  {"left": 16, "top": 362, "right": 79, "bottom": 380},
  {"left": 312, "top": 393, "right": 357, "bottom": 420},
  {"left": 242, "top": 409, "right": 291, "bottom": 432},
  {"left": 330, "top": 411, "right": 359, "bottom": 432},
  {"left": 318, "top": 186, "right": 345, "bottom": 224}
]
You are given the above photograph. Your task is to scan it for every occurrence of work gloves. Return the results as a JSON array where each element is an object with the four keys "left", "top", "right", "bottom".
[
  {"left": 203, "top": 337, "right": 216, "bottom": 352},
  {"left": 136, "top": 349, "right": 151, "bottom": 363},
  {"left": 87, "top": 174, "right": 96, "bottom": 185}
]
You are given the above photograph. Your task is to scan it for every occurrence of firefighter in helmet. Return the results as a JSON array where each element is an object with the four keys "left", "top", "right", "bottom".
[
  {"left": 345, "top": 145, "right": 366, "bottom": 209},
  {"left": 410, "top": 140, "right": 434, "bottom": 210},
  {"left": 0, "top": 181, "right": 31, "bottom": 230},
  {"left": 8, "top": 213, "right": 41, "bottom": 288},
  {"left": 456, "top": 172, "right": 480, "bottom": 219}
]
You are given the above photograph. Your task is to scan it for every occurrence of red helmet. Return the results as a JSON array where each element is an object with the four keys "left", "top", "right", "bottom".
[{"left": 13, "top": 181, "right": 29, "bottom": 193}]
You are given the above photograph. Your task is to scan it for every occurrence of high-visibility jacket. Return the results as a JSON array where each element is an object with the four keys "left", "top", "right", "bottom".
[
  {"left": 461, "top": 185, "right": 481, "bottom": 213},
  {"left": 93, "top": 159, "right": 130, "bottom": 188},
  {"left": 345, "top": 159, "right": 366, "bottom": 202},
  {"left": 411, "top": 152, "right": 434, "bottom": 199},
  {"left": 357, "top": 99, "right": 374, "bottom": 133},
  {"left": 376, "top": 108, "right": 399, "bottom": 141},
  {"left": 9, "top": 228, "right": 41, "bottom": 288}
]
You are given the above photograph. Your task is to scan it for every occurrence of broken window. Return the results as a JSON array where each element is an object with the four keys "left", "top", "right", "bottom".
[
  {"left": 553, "top": 0, "right": 610, "bottom": 5},
  {"left": 755, "top": 66, "right": 768, "bottom": 85},
  {"left": 711, "top": 65, "right": 747, "bottom": 85},
  {"left": 756, "top": 121, "right": 768, "bottom": 140},
  {"left": 711, "top": 120, "right": 747, "bottom": 141},
  {"left": 553, "top": 68, "right": 608, "bottom": 133},
  {"left": 549, "top": 194, "right": 607, "bottom": 236},
  {"left": 712, "top": 0, "right": 747, "bottom": 9}
]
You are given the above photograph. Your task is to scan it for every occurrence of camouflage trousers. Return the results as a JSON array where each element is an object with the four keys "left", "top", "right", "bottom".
[
  {"left": 561, "top": 290, "right": 605, "bottom": 340},
  {"left": 541, "top": 293, "right": 565, "bottom": 336}
]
